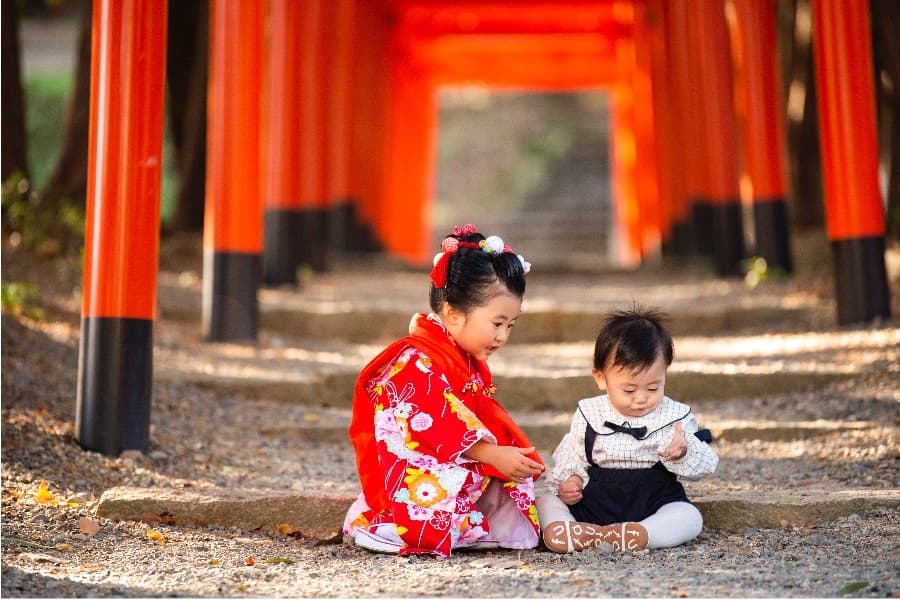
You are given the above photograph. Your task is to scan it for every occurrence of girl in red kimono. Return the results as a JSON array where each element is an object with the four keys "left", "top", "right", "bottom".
[{"left": 344, "top": 224, "right": 545, "bottom": 557}]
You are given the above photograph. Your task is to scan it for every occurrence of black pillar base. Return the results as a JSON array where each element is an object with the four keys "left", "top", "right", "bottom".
[
  {"left": 263, "top": 209, "right": 301, "bottom": 286},
  {"left": 203, "top": 251, "right": 260, "bottom": 342},
  {"left": 753, "top": 198, "right": 793, "bottom": 274},
  {"left": 328, "top": 199, "right": 356, "bottom": 254},
  {"left": 831, "top": 236, "right": 891, "bottom": 325},
  {"left": 663, "top": 219, "right": 698, "bottom": 256},
  {"left": 76, "top": 317, "right": 152, "bottom": 456},
  {"left": 298, "top": 208, "right": 330, "bottom": 273},
  {"left": 712, "top": 200, "right": 745, "bottom": 277},
  {"left": 691, "top": 201, "right": 715, "bottom": 256}
]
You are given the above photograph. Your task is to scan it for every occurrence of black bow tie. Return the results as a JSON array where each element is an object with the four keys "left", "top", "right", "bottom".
[{"left": 603, "top": 421, "right": 648, "bottom": 439}]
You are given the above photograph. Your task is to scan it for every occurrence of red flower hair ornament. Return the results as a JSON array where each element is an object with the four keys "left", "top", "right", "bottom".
[{"left": 429, "top": 224, "right": 531, "bottom": 288}]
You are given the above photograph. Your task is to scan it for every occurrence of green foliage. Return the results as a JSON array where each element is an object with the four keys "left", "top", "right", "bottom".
[
  {"left": 1, "top": 282, "right": 46, "bottom": 321},
  {"left": 24, "top": 72, "right": 72, "bottom": 191},
  {"left": 2, "top": 171, "right": 84, "bottom": 256},
  {"left": 21, "top": 72, "right": 179, "bottom": 229},
  {"left": 742, "top": 256, "right": 790, "bottom": 288}
]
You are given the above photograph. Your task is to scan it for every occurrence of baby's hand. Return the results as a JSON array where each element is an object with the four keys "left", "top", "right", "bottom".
[
  {"left": 558, "top": 475, "right": 583, "bottom": 505},
  {"left": 659, "top": 421, "right": 688, "bottom": 461}
]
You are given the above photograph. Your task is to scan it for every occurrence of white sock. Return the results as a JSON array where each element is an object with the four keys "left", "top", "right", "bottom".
[
  {"left": 640, "top": 501, "right": 703, "bottom": 549},
  {"left": 536, "top": 493, "right": 576, "bottom": 526}
]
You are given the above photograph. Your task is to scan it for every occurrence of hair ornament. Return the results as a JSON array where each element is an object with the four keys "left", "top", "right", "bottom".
[
  {"left": 430, "top": 224, "right": 531, "bottom": 288},
  {"left": 482, "top": 235, "right": 505, "bottom": 254},
  {"left": 440, "top": 237, "right": 460, "bottom": 253},
  {"left": 517, "top": 255, "right": 531, "bottom": 275}
]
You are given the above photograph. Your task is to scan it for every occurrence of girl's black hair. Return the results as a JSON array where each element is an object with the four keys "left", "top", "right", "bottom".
[
  {"left": 429, "top": 231, "right": 527, "bottom": 314},
  {"left": 593, "top": 307, "right": 673, "bottom": 372}
]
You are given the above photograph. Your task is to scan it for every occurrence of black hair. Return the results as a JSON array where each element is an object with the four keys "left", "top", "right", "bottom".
[
  {"left": 593, "top": 307, "right": 673, "bottom": 372},
  {"left": 429, "top": 231, "right": 527, "bottom": 314}
]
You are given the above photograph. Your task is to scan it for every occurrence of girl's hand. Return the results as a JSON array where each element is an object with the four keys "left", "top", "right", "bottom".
[
  {"left": 494, "top": 445, "right": 544, "bottom": 482},
  {"left": 659, "top": 421, "right": 688, "bottom": 462},
  {"left": 465, "top": 442, "right": 544, "bottom": 482},
  {"left": 557, "top": 475, "right": 583, "bottom": 505}
]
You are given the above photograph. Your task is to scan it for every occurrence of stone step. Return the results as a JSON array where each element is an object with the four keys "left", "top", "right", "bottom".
[
  {"left": 156, "top": 267, "right": 824, "bottom": 344},
  {"left": 255, "top": 304, "right": 817, "bottom": 345},
  {"left": 161, "top": 366, "right": 850, "bottom": 411},
  {"left": 96, "top": 485, "right": 900, "bottom": 541},
  {"left": 252, "top": 420, "right": 880, "bottom": 449}
]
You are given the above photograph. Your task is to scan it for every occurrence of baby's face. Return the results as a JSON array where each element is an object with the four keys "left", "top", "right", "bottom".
[{"left": 593, "top": 355, "right": 667, "bottom": 417}]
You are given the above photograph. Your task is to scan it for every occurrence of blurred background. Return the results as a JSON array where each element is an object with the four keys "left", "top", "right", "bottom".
[{"left": 3, "top": 0, "right": 899, "bottom": 274}]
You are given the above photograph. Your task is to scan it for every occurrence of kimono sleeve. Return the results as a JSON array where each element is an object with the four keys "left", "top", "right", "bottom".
[{"left": 379, "top": 348, "right": 497, "bottom": 465}]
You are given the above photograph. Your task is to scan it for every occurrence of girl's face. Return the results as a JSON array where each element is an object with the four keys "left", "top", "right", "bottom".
[
  {"left": 442, "top": 288, "right": 521, "bottom": 362},
  {"left": 592, "top": 354, "right": 667, "bottom": 417}
]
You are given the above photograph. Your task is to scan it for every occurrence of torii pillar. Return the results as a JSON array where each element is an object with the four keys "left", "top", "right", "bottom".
[
  {"left": 733, "top": 0, "right": 793, "bottom": 274},
  {"left": 76, "top": 0, "right": 168, "bottom": 456},
  {"left": 812, "top": 0, "right": 891, "bottom": 324},
  {"left": 202, "top": 0, "right": 264, "bottom": 341}
]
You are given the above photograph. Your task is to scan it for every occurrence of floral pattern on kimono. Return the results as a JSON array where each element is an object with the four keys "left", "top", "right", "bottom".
[{"left": 344, "top": 315, "right": 542, "bottom": 557}]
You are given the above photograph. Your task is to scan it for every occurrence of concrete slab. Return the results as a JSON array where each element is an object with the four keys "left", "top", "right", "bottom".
[
  {"left": 97, "top": 486, "right": 899, "bottom": 540},
  {"left": 695, "top": 489, "right": 900, "bottom": 531},
  {"left": 96, "top": 487, "right": 351, "bottom": 541}
]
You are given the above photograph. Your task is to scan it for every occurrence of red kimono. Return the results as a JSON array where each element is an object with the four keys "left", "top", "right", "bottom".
[{"left": 344, "top": 313, "right": 543, "bottom": 557}]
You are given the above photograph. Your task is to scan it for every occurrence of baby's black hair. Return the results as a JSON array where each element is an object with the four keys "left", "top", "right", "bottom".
[
  {"left": 429, "top": 231, "right": 527, "bottom": 314},
  {"left": 593, "top": 307, "right": 673, "bottom": 372}
]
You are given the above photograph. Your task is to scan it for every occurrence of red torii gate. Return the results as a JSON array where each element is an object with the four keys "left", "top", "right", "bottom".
[{"left": 77, "top": 0, "right": 890, "bottom": 456}]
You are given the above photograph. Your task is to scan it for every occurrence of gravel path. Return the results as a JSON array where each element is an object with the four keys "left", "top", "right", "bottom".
[{"left": 2, "top": 244, "right": 899, "bottom": 598}]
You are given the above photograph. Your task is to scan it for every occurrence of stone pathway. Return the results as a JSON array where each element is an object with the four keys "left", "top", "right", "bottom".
[
  {"left": 3, "top": 244, "right": 898, "bottom": 597},
  {"left": 106, "top": 253, "right": 900, "bottom": 539}
]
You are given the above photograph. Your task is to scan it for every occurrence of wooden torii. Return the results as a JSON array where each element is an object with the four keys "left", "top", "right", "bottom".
[{"left": 76, "top": 0, "right": 890, "bottom": 456}]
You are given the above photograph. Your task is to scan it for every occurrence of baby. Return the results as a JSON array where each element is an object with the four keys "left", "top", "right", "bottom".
[{"left": 536, "top": 307, "right": 718, "bottom": 552}]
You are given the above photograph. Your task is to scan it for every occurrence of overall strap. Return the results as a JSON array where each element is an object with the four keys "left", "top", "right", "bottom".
[{"left": 583, "top": 419, "right": 599, "bottom": 467}]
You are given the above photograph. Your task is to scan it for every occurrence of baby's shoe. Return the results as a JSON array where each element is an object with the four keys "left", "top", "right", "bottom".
[{"left": 542, "top": 520, "right": 648, "bottom": 553}]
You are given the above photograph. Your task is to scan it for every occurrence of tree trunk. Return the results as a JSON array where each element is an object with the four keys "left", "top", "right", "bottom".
[
  {"left": 165, "top": 0, "right": 209, "bottom": 233},
  {"left": 784, "top": 0, "right": 824, "bottom": 228},
  {"left": 872, "top": 0, "right": 900, "bottom": 242},
  {"left": 33, "top": 0, "right": 91, "bottom": 210},
  {"left": 2, "top": 0, "right": 29, "bottom": 182}
]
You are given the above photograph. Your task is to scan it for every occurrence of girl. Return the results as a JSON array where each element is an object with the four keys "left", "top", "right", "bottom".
[
  {"left": 344, "top": 224, "right": 545, "bottom": 557},
  {"left": 537, "top": 308, "right": 718, "bottom": 553}
]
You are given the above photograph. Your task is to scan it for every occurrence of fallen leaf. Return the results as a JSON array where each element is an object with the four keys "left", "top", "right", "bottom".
[
  {"left": 236, "top": 583, "right": 246, "bottom": 592},
  {"left": 54, "top": 543, "right": 75, "bottom": 552},
  {"left": 146, "top": 529, "right": 166, "bottom": 545},
  {"left": 838, "top": 581, "right": 868, "bottom": 595},
  {"left": 35, "top": 481, "right": 57, "bottom": 506},
  {"left": 244, "top": 556, "right": 255, "bottom": 566},
  {"left": 79, "top": 517, "right": 101, "bottom": 537},
  {"left": 303, "top": 413, "right": 320, "bottom": 423},
  {"left": 208, "top": 559, "right": 221, "bottom": 566},
  {"left": 568, "top": 578, "right": 595, "bottom": 586},
  {"left": 265, "top": 556, "right": 295, "bottom": 565},
  {"left": 275, "top": 523, "right": 296, "bottom": 535}
]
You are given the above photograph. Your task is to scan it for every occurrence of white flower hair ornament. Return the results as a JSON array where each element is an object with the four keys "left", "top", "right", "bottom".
[
  {"left": 518, "top": 254, "right": 532, "bottom": 275},
  {"left": 481, "top": 235, "right": 506, "bottom": 254}
]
